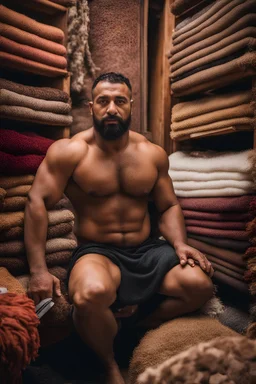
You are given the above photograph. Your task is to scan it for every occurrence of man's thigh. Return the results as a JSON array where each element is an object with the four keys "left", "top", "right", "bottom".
[{"left": 68, "top": 253, "right": 121, "bottom": 301}]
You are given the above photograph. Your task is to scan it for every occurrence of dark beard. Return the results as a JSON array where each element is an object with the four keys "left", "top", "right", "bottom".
[{"left": 93, "top": 114, "right": 131, "bottom": 141}]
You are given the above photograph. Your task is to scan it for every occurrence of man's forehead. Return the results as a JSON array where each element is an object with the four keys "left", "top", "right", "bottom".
[{"left": 93, "top": 81, "right": 131, "bottom": 98}]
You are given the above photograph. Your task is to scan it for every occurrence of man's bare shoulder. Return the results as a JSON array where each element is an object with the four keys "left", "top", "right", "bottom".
[{"left": 130, "top": 131, "right": 168, "bottom": 165}]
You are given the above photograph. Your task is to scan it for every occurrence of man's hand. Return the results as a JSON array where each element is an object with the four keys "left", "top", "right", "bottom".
[
  {"left": 28, "top": 271, "right": 62, "bottom": 305},
  {"left": 114, "top": 305, "right": 138, "bottom": 318},
  {"left": 174, "top": 243, "right": 214, "bottom": 277}
]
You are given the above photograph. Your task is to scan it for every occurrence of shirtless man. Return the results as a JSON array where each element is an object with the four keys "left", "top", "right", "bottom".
[{"left": 24, "top": 72, "right": 214, "bottom": 384}]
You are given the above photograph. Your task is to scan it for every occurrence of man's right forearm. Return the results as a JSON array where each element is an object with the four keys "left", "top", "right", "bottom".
[{"left": 24, "top": 196, "right": 49, "bottom": 274}]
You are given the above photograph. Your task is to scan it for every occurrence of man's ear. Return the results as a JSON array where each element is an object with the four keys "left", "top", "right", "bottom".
[
  {"left": 89, "top": 101, "right": 93, "bottom": 115},
  {"left": 130, "top": 99, "right": 134, "bottom": 115}
]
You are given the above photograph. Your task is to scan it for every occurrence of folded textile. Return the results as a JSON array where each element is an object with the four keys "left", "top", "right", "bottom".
[
  {"left": 0, "top": 90, "right": 71, "bottom": 114},
  {"left": 0, "top": 209, "right": 74, "bottom": 231},
  {"left": 0, "top": 222, "right": 73, "bottom": 241},
  {"left": 0, "top": 36, "right": 67, "bottom": 69},
  {"left": 169, "top": 150, "right": 253, "bottom": 173},
  {"left": 172, "top": 90, "right": 253, "bottom": 122},
  {"left": 178, "top": 195, "right": 254, "bottom": 212},
  {"left": 6, "top": 185, "right": 31, "bottom": 197},
  {"left": 0, "top": 151, "right": 44, "bottom": 176},
  {"left": 189, "top": 234, "right": 250, "bottom": 252},
  {"left": 185, "top": 219, "right": 245, "bottom": 230},
  {"left": 0, "top": 78, "right": 69, "bottom": 102},
  {"left": 0, "top": 267, "right": 26, "bottom": 294},
  {"left": 171, "top": 52, "right": 256, "bottom": 96},
  {"left": 173, "top": 179, "right": 254, "bottom": 191},
  {"left": 171, "top": 34, "right": 256, "bottom": 80},
  {"left": 0, "top": 22, "right": 66, "bottom": 56},
  {"left": 175, "top": 188, "right": 253, "bottom": 197},
  {"left": 187, "top": 226, "right": 248, "bottom": 240},
  {"left": 170, "top": 0, "right": 201, "bottom": 16},
  {"left": 0, "top": 5, "right": 64, "bottom": 43},
  {"left": 171, "top": 13, "right": 256, "bottom": 66},
  {"left": 0, "top": 237, "right": 77, "bottom": 257},
  {"left": 0, "top": 187, "right": 6, "bottom": 200},
  {"left": 0, "top": 129, "right": 54, "bottom": 155},
  {"left": 171, "top": 104, "right": 255, "bottom": 131},
  {"left": 206, "top": 256, "right": 245, "bottom": 276},
  {"left": 172, "top": 0, "right": 253, "bottom": 46},
  {"left": 48, "top": 0, "right": 76, "bottom": 5},
  {"left": 170, "top": 169, "right": 251, "bottom": 182},
  {"left": 182, "top": 209, "right": 251, "bottom": 222},
  {"left": 0, "top": 52, "right": 68, "bottom": 78},
  {"left": 0, "top": 197, "right": 27, "bottom": 212},
  {"left": 0, "top": 105, "right": 72, "bottom": 126},
  {"left": 247, "top": 217, "right": 256, "bottom": 237},
  {"left": 250, "top": 197, "right": 256, "bottom": 215},
  {"left": 0, "top": 175, "right": 34, "bottom": 189},
  {"left": 213, "top": 270, "right": 248, "bottom": 293},
  {"left": 187, "top": 237, "right": 246, "bottom": 268},
  {"left": 211, "top": 261, "right": 245, "bottom": 281}
]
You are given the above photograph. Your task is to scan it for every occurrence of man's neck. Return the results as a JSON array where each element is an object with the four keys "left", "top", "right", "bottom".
[{"left": 93, "top": 129, "right": 130, "bottom": 154}]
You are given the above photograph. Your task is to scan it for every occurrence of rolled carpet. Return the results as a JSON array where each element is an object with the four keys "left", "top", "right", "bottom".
[
  {"left": 0, "top": 89, "right": 71, "bottom": 114},
  {"left": 0, "top": 151, "right": 44, "bottom": 175},
  {"left": 178, "top": 195, "right": 254, "bottom": 212},
  {"left": 0, "top": 78, "right": 69, "bottom": 102},
  {"left": 0, "top": 36, "right": 67, "bottom": 69},
  {"left": 0, "top": 129, "right": 54, "bottom": 155},
  {"left": 0, "top": 105, "right": 73, "bottom": 126},
  {"left": 0, "top": 5, "right": 64, "bottom": 43},
  {"left": 0, "top": 22, "right": 66, "bottom": 56}
]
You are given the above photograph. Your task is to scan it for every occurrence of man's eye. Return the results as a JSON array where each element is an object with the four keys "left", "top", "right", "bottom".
[
  {"left": 116, "top": 100, "right": 125, "bottom": 105},
  {"left": 99, "top": 100, "right": 108, "bottom": 105}
]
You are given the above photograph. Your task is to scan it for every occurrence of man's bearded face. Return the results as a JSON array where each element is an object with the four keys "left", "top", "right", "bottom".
[{"left": 93, "top": 113, "right": 131, "bottom": 141}]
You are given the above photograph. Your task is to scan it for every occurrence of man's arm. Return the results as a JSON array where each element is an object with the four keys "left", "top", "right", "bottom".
[
  {"left": 152, "top": 146, "right": 213, "bottom": 275},
  {"left": 24, "top": 138, "right": 86, "bottom": 303}
]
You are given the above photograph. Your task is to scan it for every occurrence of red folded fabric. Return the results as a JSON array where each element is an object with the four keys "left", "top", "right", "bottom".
[
  {"left": 179, "top": 195, "right": 254, "bottom": 213},
  {"left": 185, "top": 219, "right": 246, "bottom": 230},
  {"left": 187, "top": 226, "right": 248, "bottom": 240},
  {"left": 182, "top": 209, "right": 251, "bottom": 222},
  {"left": 0, "top": 36, "right": 67, "bottom": 69},
  {"left": 213, "top": 271, "right": 248, "bottom": 293},
  {"left": 0, "top": 5, "right": 64, "bottom": 43},
  {"left": 0, "top": 151, "right": 44, "bottom": 175},
  {"left": 0, "top": 129, "right": 53, "bottom": 155},
  {"left": 0, "top": 22, "right": 66, "bottom": 56}
]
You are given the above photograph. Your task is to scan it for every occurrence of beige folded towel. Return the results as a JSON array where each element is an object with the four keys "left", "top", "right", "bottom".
[
  {"left": 0, "top": 175, "right": 34, "bottom": 189},
  {"left": 6, "top": 185, "right": 31, "bottom": 197},
  {"left": 0, "top": 267, "right": 26, "bottom": 294}
]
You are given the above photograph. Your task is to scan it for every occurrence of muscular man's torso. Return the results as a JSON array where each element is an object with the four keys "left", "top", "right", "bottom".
[{"left": 64, "top": 129, "right": 159, "bottom": 247}]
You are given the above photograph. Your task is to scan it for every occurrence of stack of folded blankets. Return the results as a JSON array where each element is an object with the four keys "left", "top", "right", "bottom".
[
  {"left": 0, "top": 79, "right": 72, "bottom": 126},
  {"left": 169, "top": 149, "right": 256, "bottom": 293},
  {"left": 169, "top": 0, "right": 256, "bottom": 96},
  {"left": 170, "top": 87, "right": 256, "bottom": 140},
  {"left": 0, "top": 5, "right": 69, "bottom": 77}
]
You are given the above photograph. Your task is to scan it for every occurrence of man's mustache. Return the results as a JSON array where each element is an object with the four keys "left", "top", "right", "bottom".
[{"left": 103, "top": 116, "right": 123, "bottom": 123}]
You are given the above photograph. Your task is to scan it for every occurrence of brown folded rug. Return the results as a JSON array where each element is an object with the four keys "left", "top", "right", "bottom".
[
  {"left": 0, "top": 267, "right": 26, "bottom": 294},
  {"left": 0, "top": 78, "right": 69, "bottom": 102},
  {"left": 179, "top": 195, "right": 253, "bottom": 212},
  {"left": 189, "top": 234, "right": 250, "bottom": 252},
  {"left": 170, "top": 0, "right": 202, "bottom": 16},
  {"left": 211, "top": 261, "right": 245, "bottom": 281},
  {"left": 207, "top": 255, "right": 245, "bottom": 275},
  {"left": 171, "top": 52, "right": 256, "bottom": 97},
  {"left": 0, "top": 52, "right": 68, "bottom": 78},
  {"left": 213, "top": 270, "right": 248, "bottom": 293},
  {"left": 0, "top": 22, "right": 66, "bottom": 56},
  {"left": 1, "top": 196, "right": 27, "bottom": 212},
  {"left": 183, "top": 209, "right": 251, "bottom": 222},
  {"left": 0, "top": 5, "right": 64, "bottom": 43},
  {"left": 187, "top": 226, "right": 248, "bottom": 240},
  {"left": 0, "top": 89, "right": 71, "bottom": 114},
  {"left": 185, "top": 218, "right": 246, "bottom": 230},
  {"left": 0, "top": 105, "right": 72, "bottom": 126},
  {"left": 0, "top": 187, "right": 6, "bottom": 200},
  {"left": 187, "top": 237, "right": 246, "bottom": 268},
  {"left": 6, "top": 185, "right": 31, "bottom": 197},
  {"left": 170, "top": 13, "right": 256, "bottom": 67},
  {"left": 0, "top": 36, "right": 67, "bottom": 69}
]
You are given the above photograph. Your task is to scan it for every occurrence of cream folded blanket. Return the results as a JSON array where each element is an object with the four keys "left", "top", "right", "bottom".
[
  {"left": 6, "top": 185, "right": 31, "bottom": 197},
  {"left": 169, "top": 169, "right": 251, "bottom": 182},
  {"left": 169, "top": 150, "right": 253, "bottom": 173},
  {"left": 0, "top": 105, "right": 73, "bottom": 126},
  {"left": 0, "top": 89, "right": 71, "bottom": 114},
  {"left": 173, "top": 179, "right": 254, "bottom": 191},
  {"left": 175, "top": 188, "right": 253, "bottom": 197},
  {"left": 172, "top": 90, "right": 253, "bottom": 122}
]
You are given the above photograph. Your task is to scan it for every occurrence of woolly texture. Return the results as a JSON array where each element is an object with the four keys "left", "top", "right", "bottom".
[
  {"left": 67, "top": 0, "right": 97, "bottom": 92},
  {"left": 137, "top": 335, "right": 256, "bottom": 384},
  {"left": 0, "top": 293, "right": 40, "bottom": 383}
]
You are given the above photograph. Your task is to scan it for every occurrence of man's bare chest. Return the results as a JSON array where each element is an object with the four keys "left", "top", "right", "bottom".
[{"left": 72, "top": 152, "right": 158, "bottom": 198}]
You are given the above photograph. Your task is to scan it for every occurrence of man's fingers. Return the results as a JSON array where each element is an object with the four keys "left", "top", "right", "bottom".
[
  {"left": 187, "top": 258, "right": 195, "bottom": 267},
  {"left": 179, "top": 255, "right": 188, "bottom": 266},
  {"left": 53, "top": 277, "right": 61, "bottom": 297}
]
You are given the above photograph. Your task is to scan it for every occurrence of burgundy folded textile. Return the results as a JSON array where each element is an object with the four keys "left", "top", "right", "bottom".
[
  {"left": 187, "top": 237, "right": 245, "bottom": 268},
  {"left": 0, "top": 22, "right": 66, "bottom": 56},
  {"left": 211, "top": 261, "right": 245, "bottom": 281},
  {"left": 0, "top": 78, "right": 69, "bottom": 102},
  {"left": 0, "top": 129, "right": 53, "bottom": 155},
  {"left": 182, "top": 209, "right": 251, "bottom": 222},
  {"left": 179, "top": 195, "right": 253, "bottom": 213},
  {"left": 0, "top": 151, "right": 44, "bottom": 175},
  {"left": 208, "top": 257, "right": 245, "bottom": 277},
  {"left": 250, "top": 197, "right": 256, "bottom": 215},
  {"left": 187, "top": 226, "right": 248, "bottom": 240},
  {"left": 213, "top": 270, "right": 248, "bottom": 293},
  {"left": 0, "top": 36, "right": 67, "bottom": 69},
  {"left": 189, "top": 234, "right": 250, "bottom": 252},
  {"left": 185, "top": 219, "right": 245, "bottom": 230},
  {"left": 0, "top": 5, "right": 64, "bottom": 43},
  {"left": 0, "top": 52, "right": 68, "bottom": 78}
]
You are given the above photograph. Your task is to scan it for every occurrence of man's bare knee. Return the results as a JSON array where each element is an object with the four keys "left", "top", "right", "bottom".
[
  {"left": 181, "top": 268, "right": 214, "bottom": 305},
  {"left": 72, "top": 282, "right": 117, "bottom": 313}
]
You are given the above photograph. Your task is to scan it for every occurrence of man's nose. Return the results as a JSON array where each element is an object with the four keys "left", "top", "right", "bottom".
[{"left": 107, "top": 101, "right": 117, "bottom": 115}]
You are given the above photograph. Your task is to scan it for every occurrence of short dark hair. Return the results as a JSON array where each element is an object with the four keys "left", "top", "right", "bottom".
[{"left": 92, "top": 72, "right": 132, "bottom": 95}]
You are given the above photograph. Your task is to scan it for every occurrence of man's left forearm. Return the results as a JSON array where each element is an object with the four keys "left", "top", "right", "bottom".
[{"left": 158, "top": 203, "right": 187, "bottom": 249}]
